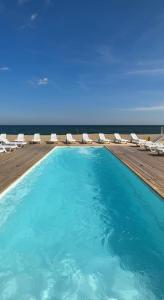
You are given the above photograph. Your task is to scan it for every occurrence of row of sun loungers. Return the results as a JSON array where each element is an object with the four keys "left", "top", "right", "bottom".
[
  {"left": 30, "top": 133, "right": 128, "bottom": 144},
  {"left": 29, "top": 133, "right": 110, "bottom": 144},
  {"left": 0, "top": 133, "right": 27, "bottom": 152},
  {"left": 129, "top": 133, "right": 164, "bottom": 155},
  {"left": 138, "top": 141, "right": 164, "bottom": 155},
  {"left": 0, "top": 132, "right": 128, "bottom": 150},
  {"left": 0, "top": 132, "right": 163, "bottom": 155}
]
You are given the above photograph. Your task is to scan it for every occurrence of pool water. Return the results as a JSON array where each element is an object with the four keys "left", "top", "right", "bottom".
[{"left": 0, "top": 147, "right": 164, "bottom": 300}]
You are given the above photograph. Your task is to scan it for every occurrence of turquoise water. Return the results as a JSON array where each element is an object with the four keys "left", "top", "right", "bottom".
[{"left": 0, "top": 147, "right": 164, "bottom": 300}]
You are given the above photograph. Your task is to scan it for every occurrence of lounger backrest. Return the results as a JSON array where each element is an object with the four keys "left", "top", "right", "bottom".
[
  {"left": 51, "top": 133, "right": 57, "bottom": 140},
  {"left": 17, "top": 134, "right": 24, "bottom": 141},
  {"left": 67, "top": 133, "right": 72, "bottom": 139},
  {"left": 130, "top": 133, "right": 138, "bottom": 140},
  {"left": 1, "top": 133, "right": 7, "bottom": 140},
  {"left": 83, "top": 133, "right": 89, "bottom": 140},
  {"left": 114, "top": 133, "right": 121, "bottom": 140},
  {"left": 99, "top": 133, "right": 105, "bottom": 140},
  {"left": 0, "top": 136, "right": 5, "bottom": 142},
  {"left": 34, "top": 133, "right": 40, "bottom": 141}
]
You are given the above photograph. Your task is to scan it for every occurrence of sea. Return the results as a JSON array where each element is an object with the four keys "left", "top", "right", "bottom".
[{"left": 0, "top": 125, "right": 163, "bottom": 135}]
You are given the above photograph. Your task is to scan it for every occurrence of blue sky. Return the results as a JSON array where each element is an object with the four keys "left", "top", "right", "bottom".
[{"left": 0, "top": 0, "right": 164, "bottom": 124}]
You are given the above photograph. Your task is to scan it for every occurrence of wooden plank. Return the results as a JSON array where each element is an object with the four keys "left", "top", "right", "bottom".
[{"left": 0, "top": 144, "right": 54, "bottom": 193}]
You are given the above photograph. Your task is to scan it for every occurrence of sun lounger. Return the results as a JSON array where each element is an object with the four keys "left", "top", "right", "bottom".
[
  {"left": 98, "top": 133, "right": 111, "bottom": 143},
  {"left": 114, "top": 133, "right": 128, "bottom": 144},
  {"left": 139, "top": 141, "right": 154, "bottom": 150},
  {"left": 0, "top": 133, "right": 23, "bottom": 147},
  {"left": 47, "top": 133, "right": 58, "bottom": 144},
  {"left": 0, "top": 135, "right": 18, "bottom": 149},
  {"left": 150, "top": 144, "right": 164, "bottom": 155},
  {"left": 150, "top": 148, "right": 158, "bottom": 155},
  {"left": 146, "top": 142, "right": 163, "bottom": 151},
  {"left": 15, "top": 133, "right": 25, "bottom": 142},
  {"left": 31, "top": 133, "right": 41, "bottom": 144},
  {"left": 0, "top": 133, "right": 7, "bottom": 140},
  {"left": 130, "top": 133, "right": 146, "bottom": 145},
  {"left": 66, "top": 133, "right": 76, "bottom": 144},
  {"left": 15, "top": 134, "right": 27, "bottom": 146},
  {"left": 0, "top": 140, "right": 17, "bottom": 151},
  {"left": 82, "top": 133, "right": 93, "bottom": 144}
]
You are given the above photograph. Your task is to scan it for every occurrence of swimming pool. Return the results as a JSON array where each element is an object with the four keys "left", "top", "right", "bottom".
[{"left": 0, "top": 146, "right": 164, "bottom": 300}]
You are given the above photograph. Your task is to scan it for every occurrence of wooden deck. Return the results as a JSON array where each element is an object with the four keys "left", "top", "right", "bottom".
[
  {"left": 0, "top": 144, "right": 54, "bottom": 194},
  {"left": 106, "top": 144, "right": 164, "bottom": 198},
  {"left": 0, "top": 143, "right": 164, "bottom": 198}
]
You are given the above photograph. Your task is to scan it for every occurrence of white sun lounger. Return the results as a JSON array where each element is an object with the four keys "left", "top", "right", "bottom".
[
  {"left": 114, "top": 133, "right": 128, "bottom": 144},
  {"left": 139, "top": 141, "right": 154, "bottom": 150},
  {"left": 66, "top": 133, "right": 76, "bottom": 144},
  {"left": 15, "top": 134, "right": 27, "bottom": 145},
  {"left": 82, "top": 133, "right": 93, "bottom": 144},
  {"left": 150, "top": 145, "right": 164, "bottom": 155},
  {"left": 48, "top": 133, "right": 58, "bottom": 144},
  {"left": 0, "top": 135, "right": 18, "bottom": 149},
  {"left": 0, "top": 133, "right": 23, "bottom": 147},
  {"left": 0, "top": 139, "right": 17, "bottom": 151},
  {"left": 0, "top": 133, "right": 7, "bottom": 140},
  {"left": 31, "top": 133, "right": 41, "bottom": 144},
  {"left": 145, "top": 142, "right": 163, "bottom": 151},
  {"left": 130, "top": 133, "right": 146, "bottom": 145},
  {"left": 150, "top": 142, "right": 163, "bottom": 150},
  {"left": 98, "top": 133, "right": 110, "bottom": 144}
]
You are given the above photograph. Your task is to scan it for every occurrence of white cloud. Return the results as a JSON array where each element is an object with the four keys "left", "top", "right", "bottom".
[
  {"left": 0, "top": 66, "right": 10, "bottom": 71},
  {"left": 37, "top": 77, "right": 49, "bottom": 86},
  {"left": 28, "top": 77, "right": 49, "bottom": 87},
  {"left": 128, "top": 105, "right": 164, "bottom": 111},
  {"left": 30, "top": 13, "right": 38, "bottom": 22},
  {"left": 21, "top": 12, "right": 39, "bottom": 30},
  {"left": 127, "top": 68, "right": 164, "bottom": 75}
]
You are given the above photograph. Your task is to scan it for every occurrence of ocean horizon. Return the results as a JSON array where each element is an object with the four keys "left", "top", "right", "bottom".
[{"left": 0, "top": 125, "right": 163, "bottom": 135}]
